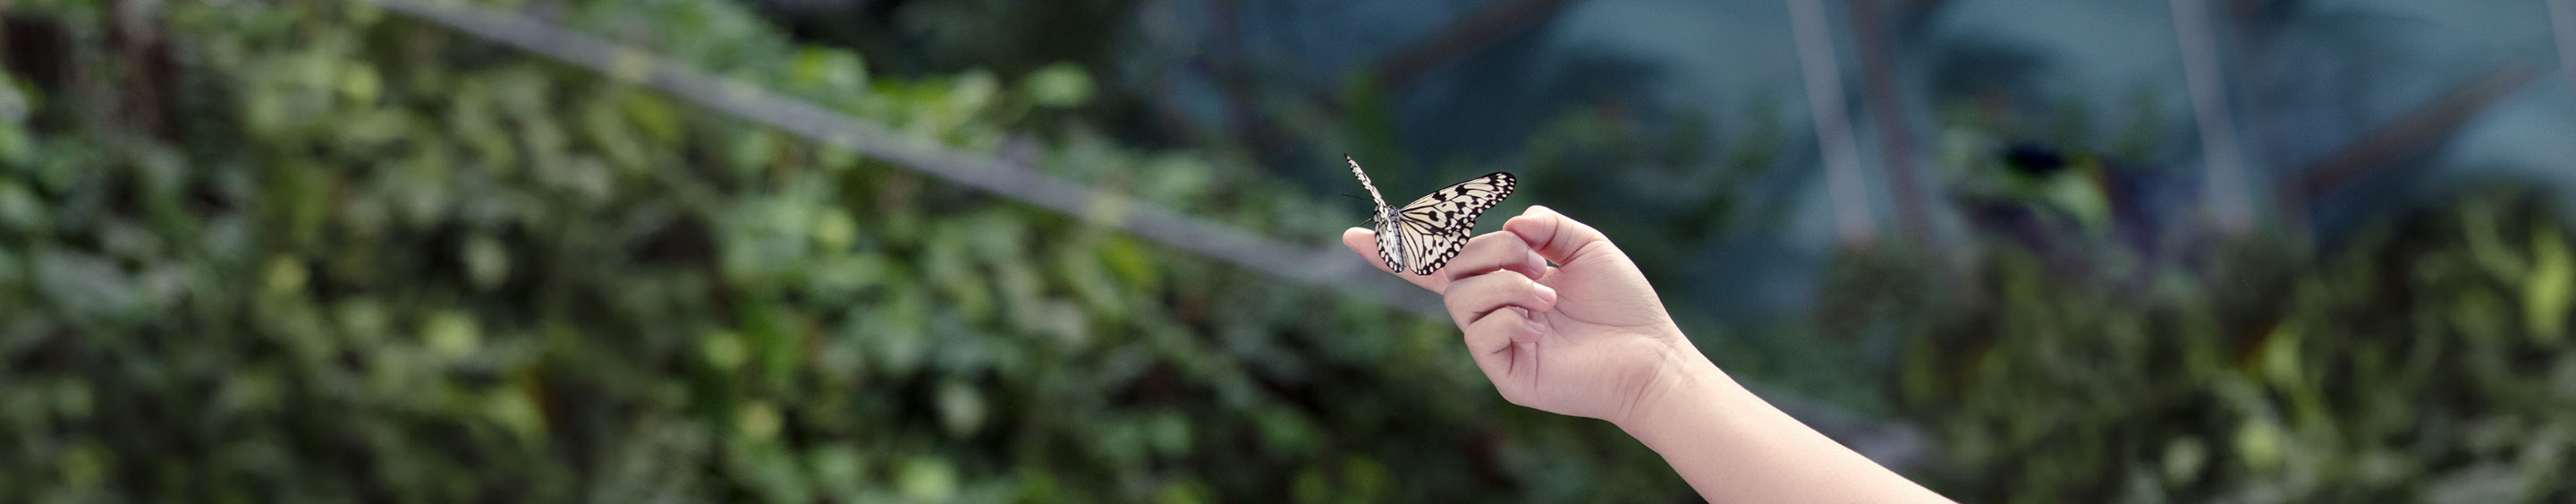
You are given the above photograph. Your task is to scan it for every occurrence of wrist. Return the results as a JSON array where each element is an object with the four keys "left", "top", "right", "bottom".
[{"left": 1609, "top": 336, "right": 1734, "bottom": 440}]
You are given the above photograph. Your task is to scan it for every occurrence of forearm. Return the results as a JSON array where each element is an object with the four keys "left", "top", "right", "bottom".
[{"left": 1614, "top": 349, "right": 1950, "bottom": 503}]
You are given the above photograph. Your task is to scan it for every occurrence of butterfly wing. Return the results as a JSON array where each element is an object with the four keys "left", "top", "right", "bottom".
[
  {"left": 1345, "top": 156, "right": 1407, "bottom": 272},
  {"left": 1345, "top": 155, "right": 1390, "bottom": 209},
  {"left": 1392, "top": 172, "right": 1517, "bottom": 275}
]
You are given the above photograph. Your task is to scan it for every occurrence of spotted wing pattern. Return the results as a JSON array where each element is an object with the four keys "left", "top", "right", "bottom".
[
  {"left": 1343, "top": 155, "right": 1517, "bottom": 276},
  {"left": 1389, "top": 172, "right": 1516, "bottom": 275},
  {"left": 1346, "top": 156, "right": 1406, "bottom": 272}
]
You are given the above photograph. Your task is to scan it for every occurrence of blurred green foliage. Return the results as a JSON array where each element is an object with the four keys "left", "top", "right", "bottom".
[
  {"left": 1882, "top": 185, "right": 2576, "bottom": 503},
  {"left": 13, "top": 0, "right": 2572, "bottom": 501},
  {"left": 0, "top": 0, "right": 1687, "bottom": 501}
]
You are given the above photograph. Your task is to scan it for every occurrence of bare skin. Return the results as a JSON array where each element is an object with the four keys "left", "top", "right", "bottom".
[{"left": 1342, "top": 205, "right": 1951, "bottom": 503}]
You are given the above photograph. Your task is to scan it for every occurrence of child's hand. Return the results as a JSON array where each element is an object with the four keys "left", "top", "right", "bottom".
[
  {"left": 1343, "top": 205, "right": 1694, "bottom": 423},
  {"left": 1348, "top": 205, "right": 1950, "bottom": 502}
]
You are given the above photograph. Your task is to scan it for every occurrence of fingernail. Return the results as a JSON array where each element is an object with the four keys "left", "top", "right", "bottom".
[
  {"left": 1535, "top": 284, "right": 1557, "bottom": 305},
  {"left": 1525, "top": 316, "right": 1548, "bottom": 335}
]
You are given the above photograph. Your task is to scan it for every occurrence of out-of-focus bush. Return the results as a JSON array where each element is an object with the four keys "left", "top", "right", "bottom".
[
  {"left": 1880, "top": 185, "right": 2576, "bottom": 503},
  {"left": 0, "top": 0, "right": 1685, "bottom": 501}
]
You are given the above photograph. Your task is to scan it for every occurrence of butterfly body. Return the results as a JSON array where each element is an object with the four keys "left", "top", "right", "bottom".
[{"left": 1344, "top": 156, "right": 1517, "bottom": 276}]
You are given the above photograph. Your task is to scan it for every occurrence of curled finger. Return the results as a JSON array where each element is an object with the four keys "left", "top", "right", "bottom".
[
  {"left": 1440, "top": 232, "right": 1549, "bottom": 286},
  {"left": 1442, "top": 270, "right": 1558, "bottom": 331},
  {"left": 1462, "top": 306, "right": 1545, "bottom": 397}
]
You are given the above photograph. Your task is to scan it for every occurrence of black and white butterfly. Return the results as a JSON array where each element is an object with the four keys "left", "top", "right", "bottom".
[{"left": 1345, "top": 155, "right": 1517, "bottom": 276}]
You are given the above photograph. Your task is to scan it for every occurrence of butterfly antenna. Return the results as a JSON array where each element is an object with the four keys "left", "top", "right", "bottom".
[{"left": 1338, "top": 194, "right": 1381, "bottom": 226}]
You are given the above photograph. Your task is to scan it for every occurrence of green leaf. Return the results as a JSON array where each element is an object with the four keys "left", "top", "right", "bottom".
[
  {"left": 2525, "top": 225, "right": 2572, "bottom": 342},
  {"left": 894, "top": 457, "right": 958, "bottom": 502},
  {"left": 789, "top": 48, "right": 869, "bottom": 92},
  {"left": 2464, "top": 199, "right": 2528, "bottom": 280},
  {"left": 422, "top": 311, "right": 480, "bottom": 362},
  {"left": 339, "top": 62, "right": 382, "bottom": 105},
  {"left": 1021, "top": 63, "right": 1093, "bottom": 108},
  {"left": 2233, "top": 418, "right": 2285, "bottom": 474},
  {"left": 462, "top": 234, "right": 510, "bottom": 291},
  {"left": 737, "top": 401, "right": 782, "bottom": 441},
  {"left": 0, "top": 180, "right": 42, "bottom": 234},
  {"left": 703, "top": 329, "right": 748, "bottom": 372},
  {"left": 806, "top": 444, "right": 869, "bottom": 497},
  {"left": 488, "top": 386, "right": 547, "bottom": 441},
  {"left": 935, "top": 380, "right": 986, "bottom": 438}
]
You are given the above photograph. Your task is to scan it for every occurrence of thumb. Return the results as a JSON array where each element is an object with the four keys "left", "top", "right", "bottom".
[{"left": 1504, "top": 205, "right": 1615, "bottom": 266}]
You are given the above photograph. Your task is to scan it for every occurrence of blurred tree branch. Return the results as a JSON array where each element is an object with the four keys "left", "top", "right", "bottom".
[
  {"left": 1377, "top": 0, "right": 1578, "bottom": 90},
  {"left": 2283, "top": 64, "right": 2541, "bottom": 203}
]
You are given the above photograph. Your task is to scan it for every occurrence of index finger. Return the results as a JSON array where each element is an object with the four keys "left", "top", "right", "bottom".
[
  {"left": 1441, "top": 232, "right": 1548, "bottom": 285},
  {"left": 1504, "top": 205, "right": 1617, "bottom": 267}
]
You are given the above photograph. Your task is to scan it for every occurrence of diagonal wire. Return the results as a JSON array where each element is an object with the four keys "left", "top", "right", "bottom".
[{"left": 354, "top": 0, "right": 1439, "bottom": 317}]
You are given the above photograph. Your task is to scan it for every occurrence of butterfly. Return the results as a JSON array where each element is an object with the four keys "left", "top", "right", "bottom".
[{"left": 1345, "top": 155, "right": 1518, "bottom": 276}]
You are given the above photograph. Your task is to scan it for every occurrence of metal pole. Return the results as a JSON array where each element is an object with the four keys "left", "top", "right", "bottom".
[
  {"left": 2550, "top": 0, "right": 2576, "bottom": 90},
  {"left": 1789, "top": 0, "right": 1879, "bottom": 246},
  {"left": 2170, "top": 0, "right": 2255, "bottom": 235}
]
